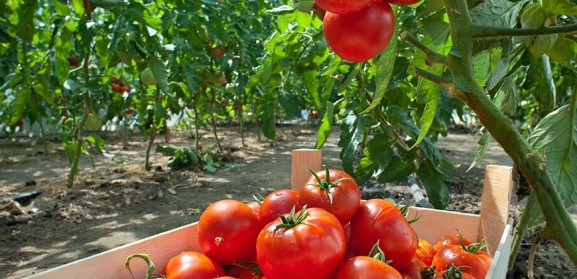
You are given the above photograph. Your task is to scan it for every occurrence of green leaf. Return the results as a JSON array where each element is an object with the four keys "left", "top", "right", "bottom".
[
  {"left": 315, "top": 101, "right": 335, "bottom": 149},
  {"left": 150, "top": 56, "right": 170, "bottom": 94},
  {"left": 356, "top": 134, "right": 394, "bottom": 186},
  {"left": 416, "top": 159, "right": 450, "bottom": 209},
  {"left": 521, "top": 3, "right": 557, "bottom": 57},
  {"left": 524, "top": 55, "right": 556, "bottom": 115},
  {"left": 377, "top": 156, "right": 413, "bottom": 183},
  {"left": 267, "top": 5, "right": 295, "bottom": 15},
  {"left": 543, "top": 0, "right": 577, "bottom": 15},
  {"left": 9, "top": 85, "right": 30, "bottom": 125},
  {"left": 473, "top": 51, "right": 491, "bottom": 87},
  {"left": 303, "top": 69, "right": 321, "bottom": 109},
  {"left": 363, "top": 25, "right": 398, "bottom": 113},
  {"left": 546, "top": 35, "right": 577, "bottom": 70},
  {"left": 467, "top": 131, "right": 491, "bottom": 172},
  {"left": 338, "top": 111, "right": 369, "bottom": 175},
  {"left": 470, "top": 0, "right": 527, "bottom": 28},
  {"left": 411, "top": 80, "right": 440, "bottom": 149},
  {"left": 259, "top": 91, "right": 277, "bottom": 139},
  {"left": 528, "top": 97, "right": 577, "bottom": 209}
]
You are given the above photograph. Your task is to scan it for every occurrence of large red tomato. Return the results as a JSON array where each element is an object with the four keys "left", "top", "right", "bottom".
[
  {"left": 315, "top": 0, "right": 373, "bottom": 15},
  {"left": 399, "top": 258, "right": 426, "bottom": 279},
  {"left": 431, "top": 244, "right": 492, "bottom": 279},
  {"left": 258, "top": 189, "right": 300, "bottom": 226},
  {"left": 163, "top": 251, "right": 225, "bottom": 279},
  {"left": 433, "top": 233, "right": 473, "bottom": 253},
  {"left": 197, "top": 199, "right": 261, "bottom": 264},
  {"left": 256, "top": 207, "right": 346, "bottom": 279},
  {"left": 334, "top": 255, "right": 402, "bottom": 279},
  {"left": 299, "top": 168, "right": 361, "bottom": 225},
  {"left": 348, "top": 199, "right": 418, "bottom": 270},
  {"left": 323, "top": 1, "right": 395, "bottom": 63}
]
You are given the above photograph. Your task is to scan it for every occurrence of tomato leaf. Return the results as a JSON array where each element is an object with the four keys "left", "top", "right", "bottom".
[
  {"left": 150, "top": 56, "right": 170, "bottom": 94},
  {"left": 259, "top": 91, "right": 277, "bottom": 139},
  {"left": 363, "top": 24, "right": 398, "bottom": 113},
  {"left": 338, "top": 111, "right": 369, "bottom": 175},
  {"left": 543, "top": 0, "right": 577, "bottom": 16},
  {"left": 377, "top": 156, "right": 413, "bottom": 184},
  {"left": 469, "top": 0, "right": 527, "bottom": 28},
  {"left": 528, "top": 96, "right": 577, "bottom": 211},
  {"left": 523, "top": 55, "right": 557, "bottom": 115},
  {"left": 411, "top": 80, "right": 439, "bottom": 149},
  {"left": 356, "top": 133, "right": 394, "bottom": 186},
  {"left": 467, "top": 130, "right": 491, "bottom": 172},
  {"left": 315, "top": 101, "right": 335, "bottom": 149},
  {"left": 416, "top": 159, "right": 450, "bottom": 209}
]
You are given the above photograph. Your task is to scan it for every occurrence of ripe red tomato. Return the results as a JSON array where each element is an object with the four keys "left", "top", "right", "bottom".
[
  {"left": 163, "top": 251, "right": 226, "bottom": 279},
  {"left": 315, "top": 0, "right": 373, "bottom": 14},
  {"left": 313, "top": 4, "right": 326, "bottom": 20},
  {"left": 299, "top": 168, "right": 361, "bottom": 225},
  {"left": 258, "top": 189, "right": 300, "bottom": 226},
  {"left": 348, "top": 199, "right": 418, "bottom": 270},
  {"left": 323, "top": 1, "right": 395, "bottom": 63},
  {"left": 256, "top": 207, "right": 346, "bottom": 279},
  {"left": 197, "top": 199, "right": 261, "bottom": 264},
  {"left": 398, "top": 258, "right": 426, "bottom": 279},
  {"left": 68, "top": 55, "right": 78, "bottom": 67},
  {"left": 431, "top": 244, "right": 492, "bottom": 279},
  {"left": 124, "top": 108, "right": 134, "bottom": 116},
  {"left": 334, "top": 255, "right": 402, "bottom": 279},
  {"left": 246, "top": 201, "right": 261, "bottom": 218},
  {"left": 386, "top": 0, "right": 422, "bottom": 6},
  {"left": 122, "top": 85, "right": 131, "bottom": 92},
  {"left": 111, "top": 83, "right": 122, "bottom": 93},
  {"left": 433, "top": 234, "right": 473, "bottom": 253},
  {"left": 211, "top": 45, "right": 226, "bottom": 58},
  {"left": 16, "top": 119, "right": 24, "bottom": 127},
  {"left": 416, "top": 238, "right": 435, "bottom": 266}
]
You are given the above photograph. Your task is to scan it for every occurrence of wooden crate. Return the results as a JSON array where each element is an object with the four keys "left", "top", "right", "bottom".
[{"left": 28, "top": 149, "right": 513, "bottom": 279}]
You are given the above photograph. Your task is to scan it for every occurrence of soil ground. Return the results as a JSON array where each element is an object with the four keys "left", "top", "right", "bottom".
[{"left": 1, "top": 125, "right": 576, "bottom": 278}]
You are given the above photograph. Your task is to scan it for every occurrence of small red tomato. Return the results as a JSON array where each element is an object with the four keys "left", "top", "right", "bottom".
[
  {"left": 124, "top": 108, "right": 134, "bottom": 115},
  {"left": 111, "top": 83, "right": 122, "bottom": 93},
  {"left": 416, "top": 238, "right": 435, "bottom": 266},
  {"left": 163, "top": 251, "right": 226, "bottom": 279},
  {"left": 211, "top": 45, "right": 226, "bottom": 58},
  {"left": 334, "top": 255, "right": 402, "bottom": 279},
  {"left": 122, "top": 85, "right": 131, "bottom": 92},
  {"left": 68, "top": 55, "right": 78, "bottom": 67},
  {"left": 258, "top": 189, "right": 300, "bottom": 226},
  {"left": 16, "top": 119, "right": 24, "bottom": 127},
  {"left": 399, "top": 258, "right": 427, "bottom": 279},
  {"left": 257, "top": 207, "right": 346, "bottom": 279},
  {"left": 299, "top": 167, "right": 361, "bottom": 225},
  {"left": 348, "top": 199, "right": 418, "bottom": 270},
  {"left": 197, "top": 200, "right": 261, "bottom": 264}
]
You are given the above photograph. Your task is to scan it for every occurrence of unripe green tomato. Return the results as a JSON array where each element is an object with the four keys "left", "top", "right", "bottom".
[
  {"left": 85, "top": 113, "right": 103, "bottom": 131},
  {"left": 141, "top": 67, "right": 157, "bottom": 86}
]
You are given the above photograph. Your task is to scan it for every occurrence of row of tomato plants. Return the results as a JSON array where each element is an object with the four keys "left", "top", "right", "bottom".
[{"left": 128, "top": 168, "right": 493, "bottom": 279}]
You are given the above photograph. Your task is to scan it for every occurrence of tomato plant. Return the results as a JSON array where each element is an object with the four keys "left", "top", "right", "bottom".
[
  {"left": 323, "top": 1, "right": 395, "bottom": 62},
  {"left": 299, "top": 167, "right": 361, "bottom": 225},
  {"left": 348, "top": 199, "right": 418, "bottom": 270},
  {"left": 256, "top": 207, "right": 346, "bottom": 279},
  {"left": 163, "top": 251, "right": 226, "bottom": 279},
  {"left": 197, "top": 199, "right": 261, "bottom": 264}
]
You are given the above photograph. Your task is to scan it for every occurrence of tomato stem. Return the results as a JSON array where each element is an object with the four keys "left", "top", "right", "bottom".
[
  {"left": 307, "top": 166, "right": 351, "bottom": 204},
  {"left": 275, "top": 205, "right": 308, "bottom": 232}
]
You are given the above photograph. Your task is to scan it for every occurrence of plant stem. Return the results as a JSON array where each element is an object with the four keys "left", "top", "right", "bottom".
[
  {"left": 401, "top": 32, "right": 449, "bottom": 66},
  {"left": 443, "top": 0, "right": 577, "bottom": 266},
  {"left": 471, "top": 23, "right": 577, "bottom": 38}
]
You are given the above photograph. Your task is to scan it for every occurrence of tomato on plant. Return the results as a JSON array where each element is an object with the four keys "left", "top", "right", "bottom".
[
  {"left": 256, "top": 207, "right": 346, "bottom": 279},
  {"left": 68, "top": 55, "right": 78, "bottom": 67},
  {"left": 16, "top": 119, "right": 24, "bottom": 127},
  {"left": 258, "top": 189, "right": 300, "bottom": 226},
  {"left": 111, "top": 83, "right": 122, "bottom": 93},
  {"left": 315, "top": 0, "right": 373, "bottom": 15},
  {"left": 299, "top": 167, "right": 361, "bottom": 225},
  {"left": 197, "top": 199, "right": 261, "bottom": 264},
  {"left": 124, "top": 108, "right": 134, "bottom": 116},
  {"left": 348, "top": 199, "right": 418, "bottom": 270},
  {"left": 163, "top": 251, "right": 226, "bottom": 279},
  {"left": 323, "top": 1, "right": 395, "bottom": 63},
  {"left": 211, "top": 45, "right": 226, "bottom": 58}
]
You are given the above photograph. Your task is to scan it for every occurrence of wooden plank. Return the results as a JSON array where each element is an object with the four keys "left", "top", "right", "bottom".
[
  {"left": 290, "top": 149, "right": 322, "bottom": 191},
  {"left": 407, "top": 207, "right": 481, "bottom": 246},
  {"left": 28, "top": 224, "right": 202, "bottom": 279},
  {"left": 479, "top": 165, "right": 513, "bottom": 255}
]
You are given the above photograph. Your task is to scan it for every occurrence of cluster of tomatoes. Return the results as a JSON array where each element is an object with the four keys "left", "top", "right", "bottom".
[
  {"left": 155, "top": 168, "right": 492, "bottom": 279},
  {"left": 110, "top": 76, "right": 131, "bottom": 93},
  {"left": 316, "top": 0, "right": 420, "bottom": 63}
]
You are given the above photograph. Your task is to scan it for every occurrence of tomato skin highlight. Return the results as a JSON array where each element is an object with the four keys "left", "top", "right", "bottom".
[
  {"left": 348, "top": 199, "right": 418, "bottom": 270},
  {"left": 258, "top": 189, "right": 300, "bottom": 226},
  {"left": 433, "top": 234, "right": 473, "bottom": 253},
  {"left": 315, "top": 0, "right": 373, "bottom": 15},
  {"left": 299, "top": 169, "right": 361, "bottom": 225},
  {"left": 323, "top": 1, "right": 395, "bottom": 63},
  {"left": 256, "top": 207, "right": 346, "bottom": 279},
  {"left": 197, "top": 199, "right": 261, "bottom": 264},
  {"left": 416, "top": 238, "right": 435, "bottom": 266},
  {"left": 163, "top": 251, "right": 225, "bottom": 279}
]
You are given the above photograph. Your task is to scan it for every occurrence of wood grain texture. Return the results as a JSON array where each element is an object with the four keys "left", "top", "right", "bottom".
[{"left": 290, "top": 149, "right": 322, "bottom": 191}]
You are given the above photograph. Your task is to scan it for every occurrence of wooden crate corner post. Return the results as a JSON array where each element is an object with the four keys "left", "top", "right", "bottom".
[{"left": 291, "top": 149, "right": 322, "bottom": 191}]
